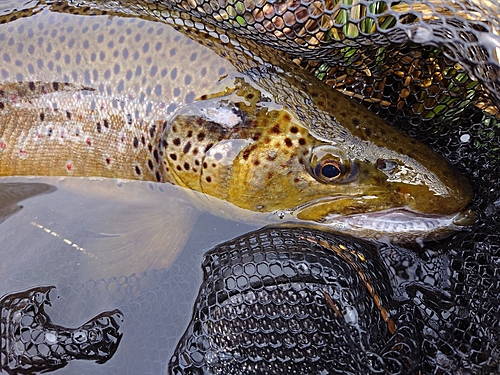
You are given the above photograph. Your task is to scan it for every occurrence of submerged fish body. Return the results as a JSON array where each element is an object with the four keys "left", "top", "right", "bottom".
[{"left": 0, "top": 6, "right": 474, "bottom": 242}]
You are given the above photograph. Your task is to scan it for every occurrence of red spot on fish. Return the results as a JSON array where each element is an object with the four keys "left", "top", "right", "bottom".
[
  {"left": 0, "top": 141, "right": 6, "bottom": 149},
  {"left": 66, "top": 162, "right": 73, "bottom": 172},
  {"left": 106, "top": 157, "right": 111, "bottom": 165},
  {"left": 19, "top": 149, "right": 27, "bottom": 157},
  {"left": 86, "top": 138, "right": 92, "bottom": 146}
]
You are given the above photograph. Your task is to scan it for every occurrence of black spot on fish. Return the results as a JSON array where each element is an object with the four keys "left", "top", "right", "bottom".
[
  {"left": 242, "top": 148, "right": 251, "bottom": 160},
  {"left": 141, "top": 136, "right": 146, "bottom": 145},
  {"left": 135, "top": 166, "right": 141, "bottom": 175},
  {"left": 148, "top": 159, "right": 154, "bottom": 170},
  {"left": 47, "top": 128, "right": 52, "bottom": 136},
  {"left": 247, "top": 93, "right": 254, "bottom": 100},
  {"left": 173, "top": 138, "right": 181, "bottom": 146},
  {"left": 66, "top": 111, "right": 71, "bottom": 120},
  {"left": 155, "top": 171, "right": 161, "bottom": 182},
  {"left": 206, "top": 176, "right": 212, "bottom": 183},
  {"left": 176, "top": 165, "right": 182, "bottom": 171},
  {"left": 40, "top": 112, "right": 45, "bottom": 121},
  {"left": 271, "top": 125, "right": 281, "bottom": 134},
  {"left": 153, "top": 149, "right": 159, "bottom": 163},
  {"left": 170, "top": 153, "right": 177, "bottom": 161},
  {"left": 184, "top": 162, "right": 190, "bottom": 170},
  {"left": 365, "top": 128, "right": 371, "bottom": 137},
  {"left": 103, "top": 119, "right": 109, "bottom": 128},
  {"left": 133, "top": 137, "right": 139, "bottom": 148},
  {"left": 0, "top": 102, "right": 4, "bottom": 110},
  {"left": 106, "top": 157, "right": 111, "bottom": 165},
  {"left": 203, "top": 162, "right": 207, "bottom": 169},
  {"left": 298, "top": 138, "right": 306, "bottom": 145},
  {"left": 148, "top": 144, "right": 153, "bottom": 152},
  {"left": 193, "top": 148, "right": 199, "bottom": 156},
  {"left": 197, "top": 132, "right": 206, "bottom": 141},
  {"left": 149, "top": 124, "right": 156, "bottom": 138},
  {"left": 183, "top": 142, "right": 192, "bottom": 154},
  {"left": 96, "top": 122, "right": 102, "bottom": 133},
  {"left": 253, "top": 159, "right": 260, "bottom": 166},
  {"left": 252, "top": 132, "right": 261, "bottom": 141},
  {"left": 195, "top": 159, "right": 200, "bottom": 165},
  {"left": 52, "top": 82, "right": 59, "bottom": 91},
  {"left": 352, "top": 118, "right": 360, "bottom": 126},
  {"left": 290, "top": 126, "right": 298, "bottom": 133},
  {"left": 187, "top": 130, "right": 193, "bottom": 138},
  {"left": 28, "top": 81, "right": 35, "bottom": 91},
  {"left": 205, "top": 143, "right": 213, "bottom": 152},
  {"left": 285, "top": 138, "right": 293, "bottom": 147},
  {"left": 266, "top": 153, "right": 277, "bottom": 161}
]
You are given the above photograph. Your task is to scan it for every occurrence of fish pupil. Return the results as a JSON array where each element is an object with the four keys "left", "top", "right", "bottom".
[
  {"left": 315, "top": 161, "right": 341, "bottom": 180},
  {"left": 322, "top": 164, "right": 340, "bottom": 178}
]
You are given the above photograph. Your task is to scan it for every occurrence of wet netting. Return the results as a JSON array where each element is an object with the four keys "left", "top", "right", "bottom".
[
  {"left": 170, "top": 226, "right": 422, "bottom": 374},
  {"left": 0, "top": 0, "right": 499, "bottom": 374},
  {"left": 0, "top": 286, "right": 123, "bottom": 374},
  {"left": 169, "top": 223, "right": 499, "bottom": 374}
]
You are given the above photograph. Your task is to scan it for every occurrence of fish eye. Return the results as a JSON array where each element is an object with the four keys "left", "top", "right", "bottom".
[
  {"left": 313, "top": 160, "right": 343, "bottom": 182},
  {"left": 309, "top": 146, "right": 358, "bottom": 184}
]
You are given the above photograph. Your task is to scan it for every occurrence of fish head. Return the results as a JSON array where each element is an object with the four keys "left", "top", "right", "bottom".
[{"left": 164, "top": 76, "right": 474, "bottom": 242}]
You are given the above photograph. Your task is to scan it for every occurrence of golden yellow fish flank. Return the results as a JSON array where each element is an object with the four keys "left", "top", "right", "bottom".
[{"left": 0, "top": 6, "right": 474, "bottom": 242}]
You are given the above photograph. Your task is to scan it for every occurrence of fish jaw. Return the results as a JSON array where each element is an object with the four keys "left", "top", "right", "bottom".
[{"left": 307, "top": 207, "right": 477, "bottom": 244}]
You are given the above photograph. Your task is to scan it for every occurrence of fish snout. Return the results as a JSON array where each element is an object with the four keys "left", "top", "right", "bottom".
[{"left": 389, "top": 161, "right": 474, "bottom": 216}]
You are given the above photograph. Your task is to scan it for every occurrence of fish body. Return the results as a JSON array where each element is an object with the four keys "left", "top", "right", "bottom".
[{"left": 0, "top": 5, "right": 474, "bottom": 242}]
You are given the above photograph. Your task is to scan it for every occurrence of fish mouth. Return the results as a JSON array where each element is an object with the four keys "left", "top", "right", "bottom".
[{"left": 291, "top": 198, "right": 476, "bottom": 243}]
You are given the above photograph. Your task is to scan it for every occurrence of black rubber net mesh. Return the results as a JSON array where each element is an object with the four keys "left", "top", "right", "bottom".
[
  {"left": 0, "top": 286, "right": 123, "bottom": 374},
  {"left": 0, "top": 0, "right": 499, "bottom": 374},
  {"left": 169, "top": 227, "right": 423, "bottom": 375}
]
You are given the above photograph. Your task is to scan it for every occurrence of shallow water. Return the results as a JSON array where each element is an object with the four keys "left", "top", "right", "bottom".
[{"left": 0, "top": 177, "right": 258, "bottom": 374}]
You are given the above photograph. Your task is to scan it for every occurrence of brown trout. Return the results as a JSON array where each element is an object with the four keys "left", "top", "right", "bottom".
[{"left": 0, "top": 5, "right": 474, "bottom": 243}]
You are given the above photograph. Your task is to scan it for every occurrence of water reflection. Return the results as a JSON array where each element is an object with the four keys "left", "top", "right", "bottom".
[{"left": 0, "top": 178, "right": 257, "bottom": 374}]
